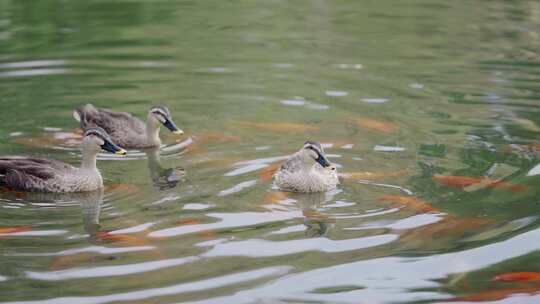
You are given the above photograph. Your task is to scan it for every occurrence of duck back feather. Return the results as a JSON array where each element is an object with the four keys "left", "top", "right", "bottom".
[{"left": 74, "top": 104, "right": 146, "bottom": 148}]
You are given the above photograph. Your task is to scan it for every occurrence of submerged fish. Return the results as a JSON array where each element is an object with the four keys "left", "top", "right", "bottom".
[
  {"left": 234, "top": 121, "right": 319, "bottom": 133},
  {"left": 340, "top": 170, "right": 408, "bottom": 181},
  {"left": 263, "top": 191, "right": 290, "bottom": 204},
  {"left": 433, "top": 175, "right": 527, "bottom": 193},
  {"left": 378, "top": 195, "right": 439, "bottom": 213},
  {"left": 0, "top": 226, "right": 32, "bottom": 235},
  {"left": 493, "top": 272, "right": 540, "bottom": 282},
  {"left": 186, "top": 131, "right": 241, "bottom": 145},
  {"left": 347, "top": 117, "right": 398, "bottom": 134},
  {"left": 49, "top": 252, "right": 96, "bottom": 270},
  {"left": 175, "top": 219, "right": 215, "bottom": 238},
  {"left": 400, "top": 216, "right": 494, "bottom": 240},
  {"left": 450, "top": 287, "right": 540, "bottom": 302},
  {"left": 105, "top": 183, "right": 140, "bottom": 194},
  {"left": 96, "top": 231, "right": 149, "bottom": 246}
]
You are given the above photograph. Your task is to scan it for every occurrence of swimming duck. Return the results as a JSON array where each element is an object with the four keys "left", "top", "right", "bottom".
[
  {"left": 274, "top": 141, "right": 339, "bottom": 192},
  {"left": 73, "top": 104, "right": 183, "bottom": 149},
  {"left": 0, "top": 128, "right": 126, "bottom": 193}
]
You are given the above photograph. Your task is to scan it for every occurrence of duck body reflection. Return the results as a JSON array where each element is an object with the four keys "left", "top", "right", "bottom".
[{"left": 144, "top": 147, "right": 186, "bottom": 190}]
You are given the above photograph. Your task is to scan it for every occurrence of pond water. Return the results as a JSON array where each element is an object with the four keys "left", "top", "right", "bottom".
[{"left": 1, "top": 1, "right": 540, "bottom": 303}]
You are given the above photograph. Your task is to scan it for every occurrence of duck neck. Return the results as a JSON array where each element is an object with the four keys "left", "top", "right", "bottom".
[
  {"left": 146, "top": 117, "right": 162, "bottom": 147},
  {"left": 81, "top": 149, "right": 99, "bottom": 171}
]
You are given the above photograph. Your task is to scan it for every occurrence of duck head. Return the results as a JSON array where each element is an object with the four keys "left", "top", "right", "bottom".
[
  {"left": 83, "top": 127, "right": 126, "bottom": 155},
  {"left": 300, "top": 141, "right": 332, "bottom": 168},
  {"left": 148, "top": 105, "right": 183, "bottom": 135}
]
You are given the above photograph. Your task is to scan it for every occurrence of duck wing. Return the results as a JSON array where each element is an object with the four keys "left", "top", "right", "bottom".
[
  {"left": 74, "top": 104, "right": 146, "bottom": 135},
  {"left": 0, "top": 157, "right": 72, "bottom": 191},
  {"left": 279, "top": 155, "right": 303, "bottom": 173}
]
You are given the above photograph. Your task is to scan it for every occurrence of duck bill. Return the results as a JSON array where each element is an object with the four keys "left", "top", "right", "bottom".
[
  {"left": 316, "top": 154, "right": 332, "bottom": 168},
  {"left": 162, "top": 118, "right": 183, "bottom": 135},
  {"left": 101, "top": 140, "right": 127, "bottom": 155}
]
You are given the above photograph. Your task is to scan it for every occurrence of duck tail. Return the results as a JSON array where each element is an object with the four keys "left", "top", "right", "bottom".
[
  {"left": 73, "top": 104, "right": 98, "bottom": 127},
  {"left": 72, "top": 109, "right": 82, "bottom": 122}
]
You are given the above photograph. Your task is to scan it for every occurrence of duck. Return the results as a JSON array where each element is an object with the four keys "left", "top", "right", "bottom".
[
  {"left": 73, "top": 104, "right": 183, "bottom": 149},
  {"left": 274, "top": 141, "right": 339, "bottom": 193},
  {"left": 0, "top": 127, "right": 126, "bottom": 193}
]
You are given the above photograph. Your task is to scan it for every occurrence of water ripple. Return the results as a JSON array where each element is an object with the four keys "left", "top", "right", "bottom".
[
  {"left": 149, "top": 210, "right": 303, "bottom": 238},
  {"left": 202, "top": 234, "right": 398, "bottom": 258},
  {"left": 25, "top": 256, "right": 199, "bottom": 281},
  {"left": 6, "top": 246, "right": 155, "bottom": 257},
  {"left": 188, "top": 228, "right": 540, "bottom": 303},
  {"left": 7, "top": 266, "right": 292, "bottom": 304}
]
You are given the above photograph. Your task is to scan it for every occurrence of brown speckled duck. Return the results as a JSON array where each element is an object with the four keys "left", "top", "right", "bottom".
[
  {"left": 0, "top": 128, "right": 125, "bottom": 193},
  {"left": 73, "top": 104, "right": 183, "bottom": 149},
  {"left": 274, "top": 141, "right": 339, "bottom": 193}
]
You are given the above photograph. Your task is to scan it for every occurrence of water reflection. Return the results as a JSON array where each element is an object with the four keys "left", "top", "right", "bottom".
[
  {"left": 288, "top": 191, "right": 336, "bottom": 237},
  {"left": 80, "top": 190, "right": 103, "bottom": 238},
  {"left": 145, "top": 147, "right": 185, "bottom": 190}
]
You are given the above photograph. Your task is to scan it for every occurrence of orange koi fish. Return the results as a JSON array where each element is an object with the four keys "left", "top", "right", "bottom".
[
  {"left": 347, "top": 117, "right": 398, "bottom": 134},
  {"left": 176, "top": 219, "right": 215, "bottom": 238},
  {"left": 450, "top": 287, "right": 539, "bottom": 302},
  {"left": 234, "top": 122, "right": 319, "bottom": 133},
  {"left": 493, "top": 272, "right": 540, "bottom": 282},
  {"left": 400, "top": 216, "right": 494, "bottom": 240},
  {"left": 263, "top": 191, "right": 290, "bottom": 204},
  {"left": 378, "top": 195, "right": 439, "bottom": 213},
  {"left": 50, "top": 252, "right": 96, "bottom": 270},
  {"left": 182, "top": 132, "right": 241, "bottom": 145},
  {"left": 0, "top": 226, "right": 32, "bottom": 235},
  {"left": 105, "top": 183, "right": 140, "bottom": 194},
  {"left": 96, "top": 231, "right": 148, "bottom": 246},
  {"left": 340, "top": 170, "right": 408, "bottom": 181},
  {"left": 433, "top": 175, "right": 527, "bottom": 193}
]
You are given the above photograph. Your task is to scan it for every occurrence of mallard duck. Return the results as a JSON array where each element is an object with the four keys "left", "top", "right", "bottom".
[
  {"left": 274, "top": 141, "right": 339, "bottom": 192},
  {"left": 0, "top": 128, "right": 126, "bottom": 193},
  {"left": 73, "top": 104, "right": 183, "bottom": 149}
]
